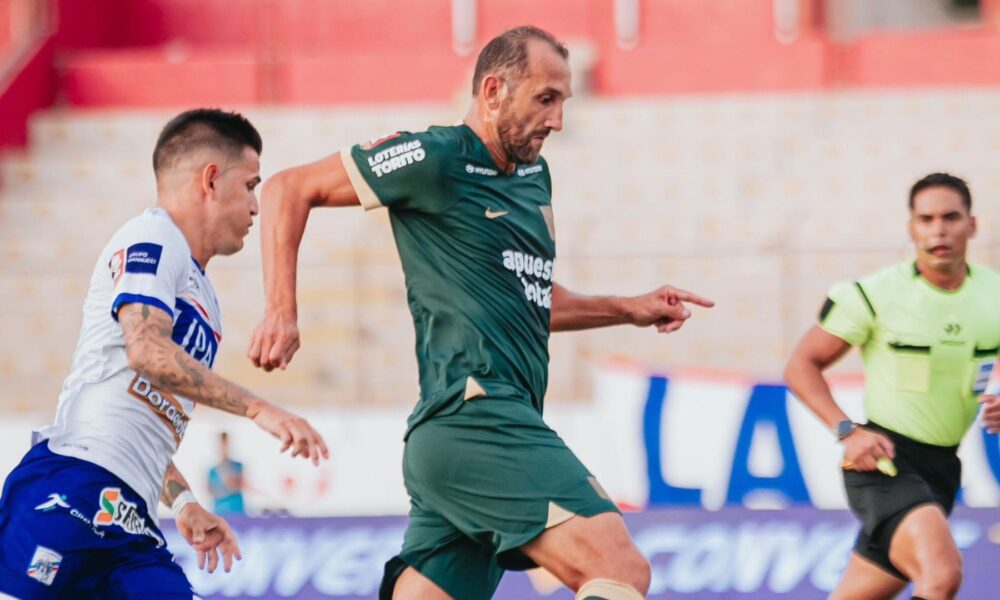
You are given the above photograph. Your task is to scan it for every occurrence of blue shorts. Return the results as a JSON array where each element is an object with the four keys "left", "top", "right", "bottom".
[{"left": 0, "top": 441, "right": 193, "bottom": 599}]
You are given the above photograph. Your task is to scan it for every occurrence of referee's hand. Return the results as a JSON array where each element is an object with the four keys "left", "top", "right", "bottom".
[
  {"left": 841, "top": 428, "right": 895, "bottom": 472},
  {"left": 980, "top": 395, "right": 1000, "bottom": 434}
]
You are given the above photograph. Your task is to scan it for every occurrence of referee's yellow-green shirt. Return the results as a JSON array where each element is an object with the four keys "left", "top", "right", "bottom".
[{"left": 820, "top": 261, "right": 1000, "bottom": 446}]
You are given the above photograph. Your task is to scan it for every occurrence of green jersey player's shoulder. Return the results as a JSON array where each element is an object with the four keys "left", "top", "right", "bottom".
[
  {"left": 347, "top": 125, "right": 467, "bottom": 211},
  {"left": 398, "top": 125, "right": 468, "bottom": 168},
  {"left": 426, "top": 124, "right": 467, "bottom": 141},
  {"left": 357, "top": 126, "right": 462, "bottom": 157},
  {"left": 421, "top": 124, "right": 467, "bottom": 149}
]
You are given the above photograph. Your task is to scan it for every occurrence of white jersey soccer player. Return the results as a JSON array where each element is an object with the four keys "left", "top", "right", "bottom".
[
  {"left": 0, "top": 108, "right": 328, "bottom": 599},
  {"left": 40, "top": 207, "right": 221, "bottom": 521}
]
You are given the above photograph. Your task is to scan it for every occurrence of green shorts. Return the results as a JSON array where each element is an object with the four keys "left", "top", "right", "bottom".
[{"left": 394, "top": 396, "right": 619, "bottom": 600}]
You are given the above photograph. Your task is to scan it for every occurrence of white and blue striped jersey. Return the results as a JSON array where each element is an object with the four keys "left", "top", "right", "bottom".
[{"left": 38, "top": 207, "right": 222, "bottom": 521}]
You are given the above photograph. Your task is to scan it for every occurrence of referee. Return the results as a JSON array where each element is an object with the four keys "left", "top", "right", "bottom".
[{"left": 785, "top": 173, "right": 1000, "bottom": 600}]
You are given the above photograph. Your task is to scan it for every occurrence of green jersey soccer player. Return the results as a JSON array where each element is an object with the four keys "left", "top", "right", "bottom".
[{"left": 249, "top": 27, "right": 713, "bottom": 600}]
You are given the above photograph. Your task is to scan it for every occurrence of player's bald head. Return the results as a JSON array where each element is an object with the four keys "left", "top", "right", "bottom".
[
  {"left": 472, "top": 26, "right": 568, "bottom": 96},
  {"left": 153, "top": 109, "right": 262, "bottom": 178}
]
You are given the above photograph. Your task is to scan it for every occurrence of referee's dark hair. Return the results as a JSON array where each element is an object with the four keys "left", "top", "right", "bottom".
[
  {"left": 909, "top": 173, "right": 971, "bottom": 212},
  {"left": 472, "top": 26, "right": 568, "bottom": 96},
  {"left": 153, "top": 108, "right": 262, "bottom": 178}
]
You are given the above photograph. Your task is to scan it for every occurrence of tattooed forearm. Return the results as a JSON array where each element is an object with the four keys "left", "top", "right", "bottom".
[
  {"left": 137, "top": 303, "right": 174, "bottom": 338},
  {"left": 175, "top": 350, "right": 205, "bottom": 388},
  {"left": 119, "top": 303, "right": 262, "bottom": 417},
  {"left": 160, "top": 461, "right": 191, "bottom": 507}
]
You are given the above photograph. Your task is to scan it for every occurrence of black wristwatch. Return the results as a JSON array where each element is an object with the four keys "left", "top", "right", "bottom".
[{"left": 834, "top": 419, "right": 858, "bottom": 441}]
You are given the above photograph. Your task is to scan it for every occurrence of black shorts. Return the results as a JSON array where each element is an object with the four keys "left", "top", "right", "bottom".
[{"left": 842, "top": 422, "right": 961, "bottom": 580}]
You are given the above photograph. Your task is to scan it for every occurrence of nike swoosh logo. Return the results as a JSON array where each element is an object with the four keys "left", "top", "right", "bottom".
[{"left": 485, "top": 208, "right": 508, "bottom": 219}]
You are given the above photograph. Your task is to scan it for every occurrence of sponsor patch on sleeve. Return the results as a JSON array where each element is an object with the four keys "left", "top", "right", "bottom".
[
  {"left": 108, "top": 248, "right": 125, "bottom": 285},
  {"left": 124, "top": 243, "right": 163, "bottom": 275},
  {"left": 367, "top": 139, "right": 426, "bottom": 178}
]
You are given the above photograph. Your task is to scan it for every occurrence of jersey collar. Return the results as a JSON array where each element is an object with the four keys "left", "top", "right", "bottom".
[
  {"left": 912, "top": 261, "right": 971, "bottom": 278},
  {"left": 460, "top": 124, "right": 529, "bottom": 177}
]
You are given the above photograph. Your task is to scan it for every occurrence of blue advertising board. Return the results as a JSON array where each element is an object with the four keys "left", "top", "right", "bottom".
[{"left": 163, "top": 508, "right": 1000, "bottom": 599}]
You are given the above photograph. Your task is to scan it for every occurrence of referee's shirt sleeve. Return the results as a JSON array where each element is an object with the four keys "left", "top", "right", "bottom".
[{"left": 817, "top": 281, "right": 874, "bottom": 346}]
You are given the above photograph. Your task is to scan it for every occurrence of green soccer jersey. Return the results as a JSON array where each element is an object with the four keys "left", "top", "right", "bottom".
[
  {"left": 342, "top": 125, "right": 557, "bottom": 434},
  {"left": 820, "top": 261, "right": 1000, "bottom": 446}
]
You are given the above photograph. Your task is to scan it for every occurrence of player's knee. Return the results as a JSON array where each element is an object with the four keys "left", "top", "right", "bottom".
[
  {"left": 575, "top": 578, "right": 646, "bottom": 600},
  {"left": 572, "top": 550, "right": 649, "bottom": 596},
  {"left": 916, "top": 559, "right": 962, "bottom": 599},
  {"left": 627, "top": 553, "right": 651, "bottom": 595},
  {"left": 608, "top": 546, "right": 649, "bottom": 595}
]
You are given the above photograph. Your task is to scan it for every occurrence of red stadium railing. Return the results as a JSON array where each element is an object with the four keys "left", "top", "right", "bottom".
[
  {"left": 50, "top": 0, "right": 1000, "bottom": 106},
  {"left": 5, "top": 0, "right": 1000, "bottom": 148},
  {"left": 0, "top": 0, "right": 55, "bottom": 148}
]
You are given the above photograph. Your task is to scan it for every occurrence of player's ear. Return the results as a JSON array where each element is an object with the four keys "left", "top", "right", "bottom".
[
  {"left": 481, "top": 74, "right": 505, "bottom": 111},
  {"left": 201, "top": 164, "right": 219, "bottom": 198},
  {"left": 969, "top": 214, "right": 977, "bottom": 239}
]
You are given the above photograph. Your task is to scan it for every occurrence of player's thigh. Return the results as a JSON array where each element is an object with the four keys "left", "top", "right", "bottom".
[
  {"left": 519, "top": 512, "right": 649, "bottom": 594},
  {"left": 888, "top": 503, "right": 961, "bottom": 584},
  {"left": 392, "top": 566, "right": 453, "bottom": 600},
  {"left": 0, "top": 479, "right": 104, "bottom": 596},
  {"left": 101, "top": 543, "right": 194, "bottom": 600},
  {"left": 829, "top": 552, "right": 907, "bottom": 600},
  {"left": 391, "top": 503, "right": 503, "bottom": 600},
  {"left": 404, "top": 398, "right": 619, "bottom": 569}
]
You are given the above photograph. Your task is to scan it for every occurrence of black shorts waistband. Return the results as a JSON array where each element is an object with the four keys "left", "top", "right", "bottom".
[{"left": 865, "top": 421, "right": 959, "bottom": 457}]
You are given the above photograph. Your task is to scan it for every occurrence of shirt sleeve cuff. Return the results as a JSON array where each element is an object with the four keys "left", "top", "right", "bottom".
[
  {"left": 340, "top": 147, "right": 384, "bottom": 211},
  {"left": 111, "top": 293, "right": 174, "bottom": 322},
  {"left": 818, "top": 321, "right": 861, "bottom": 346}
]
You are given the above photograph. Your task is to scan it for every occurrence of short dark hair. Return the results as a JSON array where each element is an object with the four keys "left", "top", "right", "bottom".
[
  {"left": 471, "top": 26, "right": 568, "bottom": 96},
  {"left": 153, "top": 109, "right": 262, "bottom": 176},
  {"left": 909, "top": 172, "right": 971, "bottom": 211}
]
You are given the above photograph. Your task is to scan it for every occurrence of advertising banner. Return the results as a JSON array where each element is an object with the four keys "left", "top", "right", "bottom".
[{"left": 161, "top": 508, "right": 1000, "bottom": 599}]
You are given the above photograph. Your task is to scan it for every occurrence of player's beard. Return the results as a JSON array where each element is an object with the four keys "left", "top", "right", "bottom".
[{"left": 497, "top": 104, "right": 544, "bottom": 164}]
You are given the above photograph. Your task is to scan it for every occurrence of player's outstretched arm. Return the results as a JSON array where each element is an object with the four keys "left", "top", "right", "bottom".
[
  {"left": 119, "top": 302, "right": 330, "bottom": 464},
  {"left": 162, "top": 461, "right": 241, "bottom": 573},
  {"left": 248, "top": 153, "right": 361, "bottom": 372},
  {"left": 784, "top": 326, "right": 894, "bottom": 471},
  {"left": 549, "top": 282, "right": 714, "bottom": 333}
]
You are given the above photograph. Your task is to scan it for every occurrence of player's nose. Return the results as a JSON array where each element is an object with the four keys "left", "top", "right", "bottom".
[{"left": 545, "top": 106, "right": 563, "bottom": 132}]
